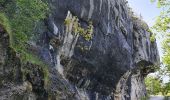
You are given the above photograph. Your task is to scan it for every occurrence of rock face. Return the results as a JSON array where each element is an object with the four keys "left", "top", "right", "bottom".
[{"left": 0, "top": 0, "right": 159, "bottom": 100}]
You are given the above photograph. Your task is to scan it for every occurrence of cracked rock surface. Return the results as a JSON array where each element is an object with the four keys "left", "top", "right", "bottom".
[{"left": 0, "top": 0, "right": 159, "bottom": 100}]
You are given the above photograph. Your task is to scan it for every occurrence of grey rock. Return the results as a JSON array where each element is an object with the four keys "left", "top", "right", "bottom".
[
  {"left": 45, "top": 0, "right": 159, "bottom": 99},
  {"left": 0, "top": 0, "right": 160, "bottom": 100}
]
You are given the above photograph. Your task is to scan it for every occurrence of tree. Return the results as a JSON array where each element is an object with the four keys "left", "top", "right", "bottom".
[
  {"left": 145, "top": 76, "right": 161, "bottom": 95},
  {"left": 161, "top": 82, "right": 170, "bottom": 95},
  {"left": 150, "top": 0, "right": 170, "bottom": 96},
  {"left": 151, "top": 0, "right": 170, "bottom": 70}
]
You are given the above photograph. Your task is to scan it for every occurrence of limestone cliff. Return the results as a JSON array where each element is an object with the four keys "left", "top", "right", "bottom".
[{"left": 0, "top": 0, "right": 159, "bottom": 100}]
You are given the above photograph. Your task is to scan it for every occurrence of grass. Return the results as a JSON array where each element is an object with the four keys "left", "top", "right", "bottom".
[
  {"left": 0, "top": 12, "right": 13, "bottom": 45},
  {"left": 0, "top": 6, "right": 49, "bottom": 87},
  {"left": 0, "top": 13, "right": 11, "bottom": 34},
  {"left": 0, "top": 0, "right": 50, "bottom": 69}
]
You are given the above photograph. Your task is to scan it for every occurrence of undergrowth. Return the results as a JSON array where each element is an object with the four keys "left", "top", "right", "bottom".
[{"left": 0, "top": 0, "right": 49, "bottom": 84}]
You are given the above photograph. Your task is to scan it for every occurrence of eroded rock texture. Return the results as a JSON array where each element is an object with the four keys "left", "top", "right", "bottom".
[{"left": 0, "top": 0, "right": 159, "bottom": 100}]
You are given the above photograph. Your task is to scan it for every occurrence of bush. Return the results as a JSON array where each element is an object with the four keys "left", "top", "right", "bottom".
[
  {"left": 64, "top": 15, "right": 94, "bottom": 41},
  {"left": 150, "top": 33, "right": 156, "bottom": 43}
]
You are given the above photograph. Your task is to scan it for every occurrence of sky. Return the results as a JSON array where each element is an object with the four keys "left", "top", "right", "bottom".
[
  {"left": 127, "top": 0, "right": 170, "bottom": 83},
  {"left": 127, "top": 0, "right": 161, "bottom": 26},
  {"left": 127, "top": 0, "right": 163, "bottom": 56}
]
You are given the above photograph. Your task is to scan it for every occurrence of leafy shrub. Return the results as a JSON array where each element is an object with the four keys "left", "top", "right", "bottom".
[
  {"left": 150, "top": 33, "right": 156, "bottom": 43},
  {"left": 64, "top": 15, "right": 94, "bottom": 41}
]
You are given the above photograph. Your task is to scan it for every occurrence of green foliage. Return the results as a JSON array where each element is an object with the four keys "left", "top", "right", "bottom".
[
  {"left": 0, "top": 0, "right": 49, "bottom": 83},
  {"left": 145, "top": 75, "right": 170, "bottom": 96},
  {"left": 151, "top": 0, "right": 170, "bottom": 84},
  {"left": 6, "top": 0, "right": 48, "bottom": 47},
  {"left": 0, "top": 13, "right": 11, "bottom": 33},
  {"left": 145, "top": 76, "right": 161, "bottom": 95},
  {"left": 0, "top": 13, "right": 11, "bottom": 37},
  {"left": 0, "top": 0, "right": 49, "bottom": 65},
  {"left": 150, "top": 33, "right": 156, "bottom": 43},
  {"left": 161, "top": 82, "right": 170, "bottom": 96},
  {"left": 147, "top": 28, "right": 156, "bottom": 43},
  {"left": 64, "top": 16, "right": 94, "bottom": 41}
]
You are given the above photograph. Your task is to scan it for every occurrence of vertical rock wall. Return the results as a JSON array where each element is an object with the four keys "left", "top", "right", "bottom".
[
  {"left": 0, "top": 0, "right": 160, "bottom": 100},
  {"left": 44, "top": 0, "right": 159, "bottom": 99}
]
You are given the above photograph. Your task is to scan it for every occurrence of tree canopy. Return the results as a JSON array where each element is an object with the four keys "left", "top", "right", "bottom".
[
  {"left": 146, "top": 0, "right": 170, "bottom": 95},
  {"left": 145, "top": 76, "right": 162, "bottom": 95},
  {"left": 151, "top": 0, "right": 170, "bottom": 70}
]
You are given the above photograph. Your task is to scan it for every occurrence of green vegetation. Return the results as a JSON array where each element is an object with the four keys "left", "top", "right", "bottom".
[
  {"left": 145, "top": 76, "right": 162, "bottom": 95},
  {"left": 0, "top": 0, "right": 49, "bottom": 64},
  {"left": 147, "top": 29, "right": 156, "bottom": 43},
  {"left": 151, "top": 0, "right": 170, "bottom": 69},
  {"left": 161, "top": 82, "right": 170, "bottom": 96},
  {"left": 145, "top": 75, "right": 170, "bottom": 96},
  {"left": 150, "top": 33, "right": 156, "bottom": 43},
  {"left": 0, "top": 0, "right": 49, "bottom": 85},
  {"left": 0, "top": 13, "right": 11, "bottom": 35},
  {"left": 64, "top": 15, "right": 93, "bottom": 41},
  {"left": 147, "top": 0, "right": 170, "bottom": 96},
  {"left": 128, "top": 6, "right": 157, "bottom": 43}
]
